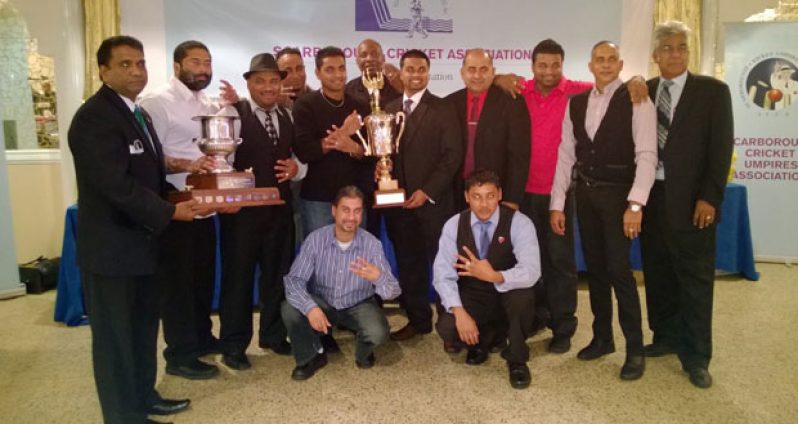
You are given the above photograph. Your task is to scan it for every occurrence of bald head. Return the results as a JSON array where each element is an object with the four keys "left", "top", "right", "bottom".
[
  {"left": 460, "top": 48, "right": 495, "bottom": 94},
  {"left": 356, "top": 38, "right": 385, "bottom": 74},
  {"left": 588, "top": 41, "right": 623, "bottom": 90}
]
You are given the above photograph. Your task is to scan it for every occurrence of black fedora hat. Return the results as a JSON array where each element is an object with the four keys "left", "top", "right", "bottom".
[{"left": 243, "top": 53, "right": 287, "bottom": 79}]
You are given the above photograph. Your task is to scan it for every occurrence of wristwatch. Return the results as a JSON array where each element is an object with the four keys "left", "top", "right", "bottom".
[{"left": 628, "top": 203, "right": 642, "bottom": 213}]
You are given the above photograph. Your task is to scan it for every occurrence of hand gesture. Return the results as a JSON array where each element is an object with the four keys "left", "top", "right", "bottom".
[
  {"left": 454, "top": 246, "right": 502, "bottom": 284},
  {"left": 349, "top": 256, "right": 381, "bottom": 282},
  {"left": 189, "top": 155, "right": 216, "bottom": 174},
  {"left": 218, "top": 79, "right": 239, "bottom": 105},
  {"left": 307, "top": 307, "right": 331, "bottom": 334},
  {"left": 172, "top": 199, "right": 198, "bottom": 221},
  {"left": 493, "top": 73, "right": 523, "bottom": 99},
  {"left": 623, "top": 206, "right": 642, "bottom": 239},
  {"left": 274, "top": 158, "right": 298, "bottom": 183},
  {"left": 626, "top": 76, "right": 650, "bottom": 104}
]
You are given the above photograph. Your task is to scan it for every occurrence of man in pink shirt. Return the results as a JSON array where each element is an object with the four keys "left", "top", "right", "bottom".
[
  {"left": 550, "top": 41, "right": 657, "bottom": 381},
  {"left": 495, "top": 39, "right": 590, "bottom": 354}
]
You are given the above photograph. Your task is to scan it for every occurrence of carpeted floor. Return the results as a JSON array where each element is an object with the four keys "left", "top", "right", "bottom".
[{"left": 1, "top": 263, "right": 797, "bottom": 423}]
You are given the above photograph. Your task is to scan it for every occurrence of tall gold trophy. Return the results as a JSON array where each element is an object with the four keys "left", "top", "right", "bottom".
[{"left": 356, "top": 70, "right": 407, "bottom": 207}]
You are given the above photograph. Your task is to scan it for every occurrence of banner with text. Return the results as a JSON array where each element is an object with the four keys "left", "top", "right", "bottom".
[
  {"left": 162, "top": 0, "right": 622, "bottom": 96},
  {"left": 726, "top": 22, "right": 798, "bottom": 260}
]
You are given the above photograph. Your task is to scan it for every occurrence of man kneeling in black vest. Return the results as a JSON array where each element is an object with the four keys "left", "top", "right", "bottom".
[{"left": 433, "top": 169, "right": 541, "bottom": 389}]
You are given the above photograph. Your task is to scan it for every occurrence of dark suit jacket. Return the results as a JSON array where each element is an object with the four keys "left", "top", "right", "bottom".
[
  {"left": 385, "top": 90, "right": 463, "bottom": 214},
  {"left": 647, "top": 73, "right": 734, "bottom": 230},
  {"left": 68, "top": 84, "right": 175, "bottom": 276},
  {"left": 345, "top": 76, "right": 402, "bottom": 110},
  {"left": 446, "top": 85, "right": 531, "bottom": 204}
]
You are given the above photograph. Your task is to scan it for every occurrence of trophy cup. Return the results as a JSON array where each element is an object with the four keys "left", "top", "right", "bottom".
[
  {"left": 167, "top": 115, "right": 284, "bottom": 207},
  {"left": 355, "top": 70, "right": 407, "bottom": 207}
]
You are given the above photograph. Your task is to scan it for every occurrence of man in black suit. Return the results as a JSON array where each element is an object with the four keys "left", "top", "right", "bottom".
[
  {"left": 642, "top": 21, "right": 734, "bottom": 389},
  {"left": 382, "top": 49, "right": 463, "bottom": 341},
  {"left": 217, "top": 53, "right": 299, "bottom": 370},
  {"left": 68, "top": 35, "right": 198, "bottom": 423},
  {"left": 345, "top": 38, "right": 403, "bottom": 109},
  {"left": 446, "top": 48, "right": 530, "bottom": 211}
]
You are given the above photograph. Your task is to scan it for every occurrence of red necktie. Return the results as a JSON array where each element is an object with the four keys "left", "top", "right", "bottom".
[{"left": 463, "top": 95, "right": 480, "bottom": 178}]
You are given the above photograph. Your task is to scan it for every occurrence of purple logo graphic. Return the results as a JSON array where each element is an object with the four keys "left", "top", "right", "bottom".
[{"left": 356, "top": 0, "right": 453, "bottom": 37}]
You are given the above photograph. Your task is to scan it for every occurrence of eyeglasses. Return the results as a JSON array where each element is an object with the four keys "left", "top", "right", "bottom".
[{"left": 659, "top": 45, "right": 689, "bottom": 55}]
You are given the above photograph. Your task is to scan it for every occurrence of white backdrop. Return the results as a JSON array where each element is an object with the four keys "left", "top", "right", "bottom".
[
  {"left": 726, "top": 22, "right": 798, "bottom": 261},
  {"left": 121, "top": 0, "right": 654, "bottom": 99}
]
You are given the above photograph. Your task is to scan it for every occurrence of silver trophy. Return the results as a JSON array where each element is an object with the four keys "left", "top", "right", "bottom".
[
  {"left": 192, "top": 115, "right": 242, "bottom": 173},
  {"left": 355, "top": 70, "right": 407, "bottom": 207}
]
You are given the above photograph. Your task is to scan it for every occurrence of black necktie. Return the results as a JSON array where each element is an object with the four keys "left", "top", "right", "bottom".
[{"left": 260, "top": 108, "right": 278, "bottom": 146}]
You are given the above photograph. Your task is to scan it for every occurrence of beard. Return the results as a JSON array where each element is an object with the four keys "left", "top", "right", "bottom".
[{"left": 179, "top": 69, "right": 212, "bottom": 91}]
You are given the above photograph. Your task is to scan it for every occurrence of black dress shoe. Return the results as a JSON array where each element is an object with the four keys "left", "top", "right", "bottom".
[
  {"left": 145, "top": 419, "right": 171, "bottom": 424},
  {"left": 684, "top": 366, "right": 713, "bottom": 388},
  {"left": 260, "top": 339, "right": 292, "bottom": 355},
  {"left": 644, "top": 342, "right": 678, "bottom": 357},
  {"left": 321, "top": 334, "right": 341, "bottom": 354},
  {"left": 166, "top": 359, "right": 219, "bottom": 380},
  {"left": 147, "top": 398, "right": 190, "bottom": 415},
  {"left": 222, "top": 352, "right": 251, "bottom": 370},
  {"left": 620, "top": 354, "right": 645, "bottom": 380},
  {"left": 508, "top": 362, "right": 531, "bottom": 389},
  {"left": 465, "top": 348, "right": 489, "bottom": 365},
  {"left": 577, "top": 339, "right": 616, "bottom": 360},
  {"left": 548, "top": 336, "right": 571, "bottom": 354},
  {"left": 291, "top": 353, "right": 328, "bottom": 381},
  {"left": 356, "top": 353, "right": 376, "bottom": 369}
]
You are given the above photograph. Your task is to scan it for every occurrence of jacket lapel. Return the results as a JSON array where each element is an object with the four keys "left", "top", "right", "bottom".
[
  {"left": 668, "top": 72, "right": 696, "bottom": 133},
  {"left": 101, "top": 86, "right": 160, "bottom": 163},
  {"left": 400, "top": 90, "right": 431, "bottom": 150}
]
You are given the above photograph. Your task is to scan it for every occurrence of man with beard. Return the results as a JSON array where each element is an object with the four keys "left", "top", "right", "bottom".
[{"left": 140, "top": 40, "right": 224, "bottom": 380}]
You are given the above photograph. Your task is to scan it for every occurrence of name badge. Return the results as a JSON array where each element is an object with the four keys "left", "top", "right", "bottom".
[{"left": 129, "top": 139, "right": 145, "bottom": 155}]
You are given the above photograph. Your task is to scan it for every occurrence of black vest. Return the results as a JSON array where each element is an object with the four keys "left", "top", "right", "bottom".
[
  {"left": 233, "top": 101, "right": 293, "bottom": 199},
  {"left": 455, "top": 206, "right": 517, "bottom": 295},
  {"left": 569, "top": 84, "right": 636, "bottom": 184}
]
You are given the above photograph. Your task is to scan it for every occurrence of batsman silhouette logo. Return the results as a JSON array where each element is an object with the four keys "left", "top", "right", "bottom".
[{"left": 355, "top": 0, "right": 453, "bottom": 37}]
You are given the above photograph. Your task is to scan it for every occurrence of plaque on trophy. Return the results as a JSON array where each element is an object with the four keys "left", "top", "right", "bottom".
[
  {"left": 167, "top": 115, "right": 285, "bottom": 207},
  {"left": 354, "top": 69, "right": 407, "bottom": 208}
]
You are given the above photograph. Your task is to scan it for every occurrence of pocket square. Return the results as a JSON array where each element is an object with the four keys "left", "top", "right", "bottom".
[{"left": 129, "top": 139, "right": 145, "bottom": 155}]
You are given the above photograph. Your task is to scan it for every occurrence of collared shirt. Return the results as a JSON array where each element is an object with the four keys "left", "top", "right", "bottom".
[
  {"left": 140, "top": 77, "right": 219, "bottom": 190},
  {"left": 284, "top": 225, "right": 401, "bottom": 315},
  {"left": 115, "top": 87, "right": 156, "bottom": 154},
  {"left": 402, "top": 88, "right": 426, "bottom": 114},
  {"left": 432, "top": 207, "right": 541, "bottom": 312},
  {"left": 655, "top": 70, "right": 688, "bottom": 180},
  {"left": 465, "top": 89, "right": 488, "bottom": 121},
  {"left": 521, "top": 77, "right": 593, "bottom": 195},
  {"left": 251, "top": 99, "right": 281, "bottom": 135},
  {"left": 550, "top": 78, "right": 658, "bottom": 211}
]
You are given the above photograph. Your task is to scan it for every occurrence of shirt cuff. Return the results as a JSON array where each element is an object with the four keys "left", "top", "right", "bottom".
[
  {"left": 300, "top": 300, "right": 319, "bottom": 316},
  {"left": 626, "top": 187, "right": 650, "bottom": 206}
]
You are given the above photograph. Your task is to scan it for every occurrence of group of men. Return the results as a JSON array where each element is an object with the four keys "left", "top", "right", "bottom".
[{"left": 68, "top": 19, "right": 733, "bottom": 423}]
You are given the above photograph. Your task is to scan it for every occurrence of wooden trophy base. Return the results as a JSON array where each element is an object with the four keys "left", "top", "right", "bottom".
[
  {"left": 373, "top": 179, "right": 405, "bottom": 208},
  {"left": 167, "top": 172, "right": 285, "bottom": 207}
]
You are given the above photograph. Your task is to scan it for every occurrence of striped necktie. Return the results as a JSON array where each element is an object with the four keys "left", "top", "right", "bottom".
[
  {"left": 656, "top": 80, "right": 674, "bottom": 162},
  {"left": 259, "top": 108, "right": 279, "bottom": 146},
  {"left": 403, "top": 99, "right": 413, "bottom": 116}
]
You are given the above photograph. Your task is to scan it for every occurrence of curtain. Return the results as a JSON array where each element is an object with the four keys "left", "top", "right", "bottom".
[
  {"left": 82, "top": 0, "right": 119, "bottom": 99},
  {"left": 651, "top": 0, "right": 702, "bottom": 76}
]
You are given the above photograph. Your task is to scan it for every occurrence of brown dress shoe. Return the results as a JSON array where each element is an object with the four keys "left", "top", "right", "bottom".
[
  {"left": 390, "top": 324, "right": 419, "bottom": 341},
  {"left": 443, "top": 341, "right": 463, "bottom": 354}
]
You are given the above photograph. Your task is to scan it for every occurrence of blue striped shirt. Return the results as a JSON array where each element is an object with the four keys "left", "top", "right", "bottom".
[{"left": 284, "top": 224, "right": 401, "bottom": 314}]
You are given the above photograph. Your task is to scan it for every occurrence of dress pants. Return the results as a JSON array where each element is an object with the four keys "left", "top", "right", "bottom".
[
  {"left": 575, "top": 181, "right": 643, "bottom": 354},
  {"left": 157, "top": 217, "right": 216, "bottom": 366},
  {"left": 521, "top": 191, "right": 578, "bottom": 339},
  {"left": 219, "top": 204, "right": 293, "bottom": 354},
  {"left": 641, "top": 182, "right": 715, "bottom": 369},
  {"left": 281, "top": 295, "right": 388, "bottom": 365},
  {"left": 83, "top": 273, "right": 160, "bottom": 424},
  {"left": 385, "top": 201, "right": 450, "bottom": 333},
  {"left": 436, "top": 286, "right": 536, "bottom": 363}
]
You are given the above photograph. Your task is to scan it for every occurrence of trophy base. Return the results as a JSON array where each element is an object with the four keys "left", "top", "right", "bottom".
[
  {"left": 186, "top": 172, "right": 255, "bottom": 189},
  {"left": 167, "top": 187, "right": 285, "bottom": 207},
  {"left": 374, "top": 189, "right": 406, "bottom": 208}
]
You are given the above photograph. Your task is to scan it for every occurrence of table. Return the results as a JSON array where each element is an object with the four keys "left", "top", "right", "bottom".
[{"left": 573, "top": 183, "right": 759, "bottom": 281}]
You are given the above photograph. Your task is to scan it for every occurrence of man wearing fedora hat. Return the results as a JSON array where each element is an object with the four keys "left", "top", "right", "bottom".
[{"left": 215, "top": 52, "right": 300, "bottom": 370}]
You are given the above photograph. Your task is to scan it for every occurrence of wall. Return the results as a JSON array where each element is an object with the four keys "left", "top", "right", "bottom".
[{"left": 7, "top": 161, "right": 64, "bottom": 262}]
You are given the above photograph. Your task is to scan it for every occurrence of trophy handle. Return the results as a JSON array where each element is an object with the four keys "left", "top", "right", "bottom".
[
  {"left": 355, "top": 117, "right": 371, "bottom": 156},
  {"left": 394, "top": 112, "right": 406, "bottom": 154}
]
